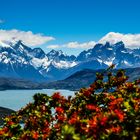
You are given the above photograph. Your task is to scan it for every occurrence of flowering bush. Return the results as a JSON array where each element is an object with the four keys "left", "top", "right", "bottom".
[{"left": 0, "top": 65, "right": 140, "bottom": 139}]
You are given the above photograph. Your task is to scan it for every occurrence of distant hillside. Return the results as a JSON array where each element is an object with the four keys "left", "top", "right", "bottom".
[
  {"left": 45, "top": 67, "right": 140, "bottom": 91},
  {"left": 1, "top": 67, "right": 140, "bottom": 91},
  {"left": 0, "top": 77, "right": 42, "bottom": 90}
]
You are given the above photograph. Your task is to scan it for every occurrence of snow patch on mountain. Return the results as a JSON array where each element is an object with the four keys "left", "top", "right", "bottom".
[
  {"left": 104, "top": 57, "right": 115, "bottom": 66},
  {"left": 123, "top": 60, "right": 132, "bottom": 66},
  {"left": 53, "top": 61, "right": 77, "bottom": 69}
]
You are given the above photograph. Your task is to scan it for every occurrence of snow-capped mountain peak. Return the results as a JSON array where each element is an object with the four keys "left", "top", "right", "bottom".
[
  {"left": 0, "top": 40, "right": 78, "bottom": 81},
  {"left": 47, "top": 49, "right": 64, "bottom": 58},
  {"left": 0, "top": 40, "right": 140, "bottom": 81}
]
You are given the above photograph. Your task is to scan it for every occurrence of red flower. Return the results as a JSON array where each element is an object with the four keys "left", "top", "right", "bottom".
[
  {"left": 55, "top": 107, "right": 64, "bottom": 114},
  {"left": 109, "top": 95, "right": 115, "bottom": 100},
  {"left": 68, "top": 113, "right": 79, "bottom": 124},
  {"left": 86, "top": 104, "right": 99, "bottom": 111},
  {"left": 90, "top": 121, "right": 97, "bottom": 128},
  {"left": 109, "top": 98, "right": 123, "bottom": 110},
  {"left": 116, "top": 98, "right": 123, "bottom": 102},
  {"left": 32, "top": 132, "right": 39, "bottom": 139},
  {"left": 114, "top": 109, "right": 124, "bottom": 122},
  {"left": 89, "top": 119, "right": 98, "bottom": 128},
  {"left": 0, "top": 130, "right": 4, "bottom": 135},
  {"left": 7, "top": 121, "right": 15, "bottom": 126},
  {"left": 57, "top": 115, "right": 66, "bottom": 121},
  {"left": 68, "top": 117, "right": 77, "bottom": 124},
  {"left": 111, "top": 126, "right": 122, "bottom": 133},
  {"left": 100, "top": 117, "right": 108, "bottom": 126},
  {"left": 52, "top": 92, "right": 61, "bottom": 100}
]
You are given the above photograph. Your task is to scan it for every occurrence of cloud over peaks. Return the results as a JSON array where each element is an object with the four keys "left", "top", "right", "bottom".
[
  {"left": 47, "top": 32, "right": 140, "bottom": 50},
  {"left": 66, "top": 41, "right": 96, "bottom": 49},
  {"left": 47, "top": 41, "right": 96, "bottom": 49},
  {"left": 0, "top": 29, "right": 55, "bottom": 46},
  {"left": 99, "top": 32, "right": 140, "bottom": 49}
]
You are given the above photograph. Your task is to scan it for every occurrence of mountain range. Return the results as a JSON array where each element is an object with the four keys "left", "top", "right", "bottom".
[{"left": 0, "top": 40, "right": 140, "bottom": 82}]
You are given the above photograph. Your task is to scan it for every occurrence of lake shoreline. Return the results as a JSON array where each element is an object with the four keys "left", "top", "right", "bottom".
[{"left": 0, "top": 87, "right": 77, "bottom": 92}]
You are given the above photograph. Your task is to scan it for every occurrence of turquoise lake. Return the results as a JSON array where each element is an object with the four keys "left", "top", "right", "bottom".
[{"left": 0, "top": 89, "right": 75, "bottom": 111}]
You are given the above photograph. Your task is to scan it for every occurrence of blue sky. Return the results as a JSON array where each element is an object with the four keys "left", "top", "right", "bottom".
[{"left": 0, "top": 0, "right": 140, "bottom": 55}]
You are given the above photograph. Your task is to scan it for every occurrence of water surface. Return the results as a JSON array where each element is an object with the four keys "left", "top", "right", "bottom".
[{"left": 0, "top": 89, "right": 75, "bottom": 111}]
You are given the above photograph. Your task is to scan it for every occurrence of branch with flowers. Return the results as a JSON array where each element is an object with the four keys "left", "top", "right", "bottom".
[{"left": 0, "top": 65, "right": 140, "bottom": 140}]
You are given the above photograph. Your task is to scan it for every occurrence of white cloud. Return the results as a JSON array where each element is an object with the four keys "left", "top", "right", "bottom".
[
  {"left": 2, "top": 30, "right": 139, "bottom": 49},
  {"left": 0, "top": 29, "right": 55, "bottom": 46},
  {"left": 0, "top": 19, "right": 4, "bottom": 24},
  {"left": 47, "top": 44, "right": 60, "bottom": 49},
  {"left": 47, "top": 32, "right": 140, "bottom": 50},
  {"left": 66, "top": 41, "right": 96, "bottom": 48},
  {"left": 47, "top": 41, "right": 96, "bottom": 49},
  {"left": 99, "top": 32, "right": 140, "bottom": 49}
]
